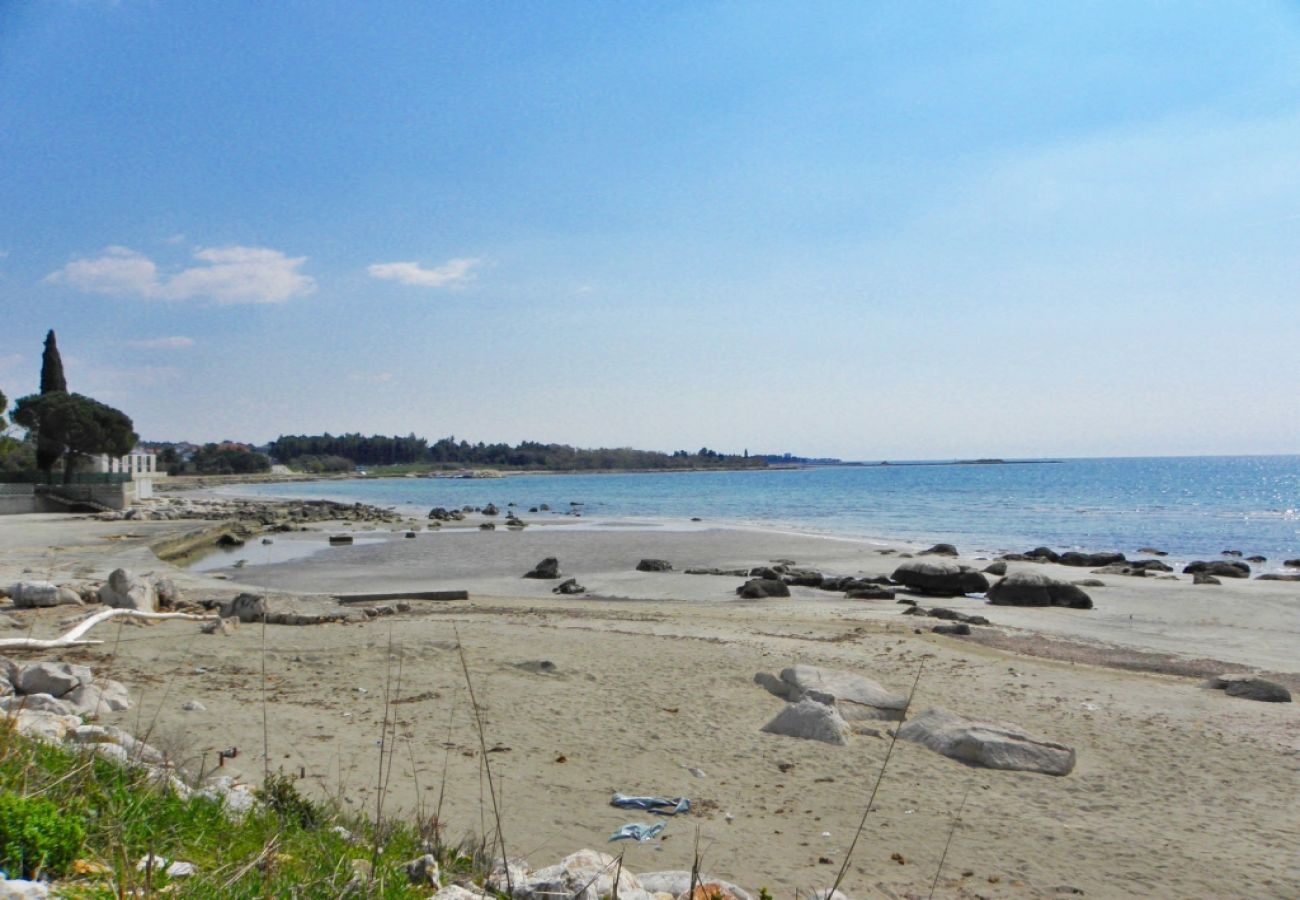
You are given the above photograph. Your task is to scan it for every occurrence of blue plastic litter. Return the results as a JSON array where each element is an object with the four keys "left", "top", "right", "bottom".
[
  {"left": 608, "top": 822, "right": 666, "bottom": 842},
  {"left": 610, "top": 793, "right": 690, "bottom": 815}
]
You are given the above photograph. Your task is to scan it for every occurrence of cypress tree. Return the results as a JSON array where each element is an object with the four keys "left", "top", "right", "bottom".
[{"left": 40, "top": 330, "right": 67, "bottom": 394}]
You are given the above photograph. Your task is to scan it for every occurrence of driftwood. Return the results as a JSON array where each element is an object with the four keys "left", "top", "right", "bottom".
[{"left": 0, "top": 608, "right": 217, "bottom": 651}]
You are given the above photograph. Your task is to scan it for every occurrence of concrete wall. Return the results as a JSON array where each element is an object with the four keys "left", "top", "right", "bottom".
[
  {"left": 0, "top": 481, "right": 135, "bottom": 513},
  {"left": 0, "top": 484, "right": 37, "bottom": 515}
]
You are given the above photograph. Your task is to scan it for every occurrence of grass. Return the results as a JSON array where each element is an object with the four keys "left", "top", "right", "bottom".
[{"left": 0, "top": 720, "right": 491, "bottom": 897}]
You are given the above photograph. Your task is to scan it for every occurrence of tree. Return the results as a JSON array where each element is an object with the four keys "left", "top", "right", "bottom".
[
  {"left": 40, "top": 330, "right": 67, "bottom": 394},
  {"left": 12, "top": 392, "right": 137, "bottom": 483},
  {"left": 36, "top": 330, "right": 68, "bottom": 473}
]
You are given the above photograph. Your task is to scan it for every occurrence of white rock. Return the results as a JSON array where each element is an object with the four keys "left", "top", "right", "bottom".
[
  {"left": 70, "top": 725, "right": 165, "bottom": 765},
  {"left": 200, "top": 776, "right": 258, "bottom": 816},
  {"left": 510, "top": 849, "right": 652, "bottom": 900},
  {"left": 760, "top": 698, "right": 851, "bottom": 745},
  {"left": 431, "top": 887, "right": 481, "bottom": 900},
  {"left": 0, "top": 878, "right": 50, "bottom": 899},
  {"left": 165, "top": 861, "right": 196, "bottom": 878},
  {"left": 7, "top": 709, "right": 80, "bottom": 743},
  {"left": 64, "top": 680, "right": 132, "bottom": 716},
  {"left": 774, "top": 665, "right": 908, "bottom": 721},
  {"left": 182, "top": 699, "right": 206, "bottom": 711},
  {"left": 16, "top": 661, "right": 93, "bottom": 698},
  {"left": 98, "top": 568, "right": 158, "bottom": 612},
  {"left": 897, "top": 707, "right": 1076, "bottom": 776},
  {"left": 0, "top": 693, "right": 78, "bottom": 716}
]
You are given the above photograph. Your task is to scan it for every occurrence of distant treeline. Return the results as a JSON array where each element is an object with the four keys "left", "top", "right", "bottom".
[{"left": 266, "top": 433, "right": 764, "bottom": 471}]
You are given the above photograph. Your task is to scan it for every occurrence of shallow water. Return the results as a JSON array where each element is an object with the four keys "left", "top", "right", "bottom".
[{"left": 214, "top": 455, "right": 1300, "bottom": 566}]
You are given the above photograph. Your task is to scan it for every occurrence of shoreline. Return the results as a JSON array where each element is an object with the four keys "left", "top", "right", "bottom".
[{"left": 0, "top": 504, "right": 1296, "bottom": 896}]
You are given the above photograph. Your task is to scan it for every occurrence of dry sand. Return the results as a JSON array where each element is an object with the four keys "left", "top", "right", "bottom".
[{"left": 2, "top": 511, "right": 1297, "bottom": 898}]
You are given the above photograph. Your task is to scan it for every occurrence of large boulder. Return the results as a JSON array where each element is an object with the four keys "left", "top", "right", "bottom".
[
  {"left": 736, "top": 578, "right": 790, "bottom": 599},
  {"left": 761, "top": 697, "right": 850, "bottom": 745},
  {"left": 1058, "top": 551, "right": 1126, "bottom": 568},
  {"left": 97, "top": 569, "right": 158, "bottom": 612},
  {"left": 7, "top": 582, "right": 81, "bottom": 609},
  {"left": 919, "top": 543, "right": 958, "bottom": 557},
  {"left": 890, "top": 561, "right": 989, "bottom": 597},
  {"left": 765, "top": 664, "right": 908, "bottom": 721},
  {"left": 898, "top": 707, "right": 1076, "bottom": 775},
  {"left": 523, "top": 557, "right": 561, "bottom": 579},
  {"left": 64, "top": 680, "right": 132, "bottom": 716},
  {"left": 1183, "top": 560, "right": 1250, "bottom": 578},
  {"left": 219, "top": 594, "right": 267, "bottom": 622},
  {"left": 636, "top": 559, "right": 673, "bottom": 572},
  {"left": 639, "top": 873, "right": 751, "bottom": 900},
  {"left": 986, "top": 572, "right": 1092, "bottom": 609},
  {"left": 16, "top": 661, "right": 93, "bottom": 698}
]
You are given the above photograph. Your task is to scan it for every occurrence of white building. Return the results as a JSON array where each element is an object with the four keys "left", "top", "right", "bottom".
[{"left": 91, "top": 450, "right": 159, "bottom": 476}]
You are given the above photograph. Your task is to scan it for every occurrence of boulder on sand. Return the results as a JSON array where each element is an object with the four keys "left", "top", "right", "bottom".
[
  {"left": 636, "top": 559, "right": 673, "bottom": 572},
  {"left": 97, "top": 569, "right": 158, "bottom": 612},
  {"left": 759, "top": 664, "right": 907, "bottom": 721},
  {"left": 524, "top": 557, "right": 561, "bottom": 579},
  {"left": 16, "top": 662, "right": 93, "bottom": 698},
  {"left": 898, "top": 707, "right": 1076, "bottom": 775},
  {"left": 1182, "top": 560, "right": 1250, "bottom": 579},
  {"left": 986, "top": 572, "right": 1092, "bottom": 609},
  {"left": 736, "top": 578, "right": 789, "bottom": 599},
  {"left": 1206, "top": 674, "right": 1292, "bottom": 703},
  {"left": 491, "top": 849, "right": 652, "bottom": 900},
  {"left": 7, "top": 582, "right": 81, "bottom": 609},
  {"left": 919, "top": 543, "right": 958, "bottom": 557},
  {"left": 761, "top": 697, "right": 850, "bottom": 745},
  {"left": 890, "top": 561, "right": 989, "bottom": 596}
]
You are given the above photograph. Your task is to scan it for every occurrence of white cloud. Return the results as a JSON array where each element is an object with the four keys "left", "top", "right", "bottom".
[
  {"left": 45, "top": 245, "right": 316, "bottom": 304},
  {"left": 367, "top": 257, "right": 480, "bottom": 288},
  {"left": 127, "top": 336, "right": 195, "bottom": 350}
]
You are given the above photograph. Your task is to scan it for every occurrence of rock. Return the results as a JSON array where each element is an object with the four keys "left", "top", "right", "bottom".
[
  {"left": 1137, "top": 547, "right": 1168, "bottom": 556},
  {"left": 153, "top": 577, "right": 180, "bottom": 608},
  {"left": 933, "top": 623, "right": 972, "bottom": 635},
  {"left": 640, "top": 874, "right": 751, "bottom": 900},
  {"left": 216, "top": 533, "right": 245, "bottom": 548},
  {"left": 1206, "top": 674, "right": 1291, "bottom": 703},
  {"left": 890, "top": 561, "right": 989, "bottom": 597},
  {"left": 898, "top": 707, "right": 1076, "bottom": 775},
  {"left": 748, "top": 566, "right": 782, "bottom": 580},
  {"left": 64, "top": 680, "right": 132, "bottom": 715},
  {"left": 328, "top": 534, "right": 353, "bottom": 545},
  {"left": 97, "top": 568, "right": 158, "bottom": 612},
  {"left": 736, "top": 578, "right": 790, "bottom": 599},
  {"left": 1193, "top": 573, "right": 1221, "bottom": 585},
  {"left": 501, "top": 849, "right": 652, "bottom": 900},
  {"left": 201, "top": 616, "right": 240, "bottom": 636},
  {"left": 920, "top": 543, "right": 958, "bottom": 556},
  {"left": 845, "top": 586, "right": 895, "bottom": 600},
  {"left": 431, "top": 887, "right": 481, "bottom": 900},
  {"left": 982, "top": 561, "right": 1007, "bottom": 576},
  {"left": 482, "top": 503, "right": 500, "bottom": 516},
  {"left": 685, "top": 567, "right": 749, "bottom": 576},
  {"left": 1058, "top": 551, "right": 1126, "bottom": 568},
  {"left": 183, "top": 699, "right": 206, "bottom": 711},
  {"left": 1072, "top": 579, "right": 1106, "bottom": 588},
  {"left": 636, "top": 559, "right": 673, "bottom": 572},
  {"left": 1256, "top": 573, "right": 1300, "bottom": 582},
  {"left": 781, "top": 568, "right": 824, "bottom": 587},
  {"left": 16, "top": 661, "right": 93, "bottom": 697},
  {"left": 552, "top": 578, "right": 586, "bottom": 595},
  {"left": 1025, "top": 546, "right": 1060, "bottom": 562},
  {"left": 7, "top": 581, "right": 81, "bottom": 609},
  {"left": 1222, "top": 549, "right": 1243, "bottom": 557},
  {"left": 402, "top": 854, "right": 441, "bottom": 886},
  {"left": 8, "top": 709, "right": 81, "bottom": 743},
  {"left": 677, "top": 884, "right": 745, "bottom": 900},
  {"left": 761, "top": 698, "right": 851, "bottom": 745},
  {"left": 479, "top": 522, "right": 496, "bottom": 530},
  {"left": 0, "top": 693, "right": 78, "bottom": 716},
  {"left": 219, "top": 593, "right": 267, "bottom": 622},
  {"left": 1285, "top": 559, "right": 1300, "bottom": 568},
  {"left": 769, "top": 665, "right": 907, "bottom": 721},
  {"left": 987, "top": 572, "right": 1092, "bottom": 609},
  {"left": 524, "top": 557, "right": 561, "bottom": 579},
  {"left": 1246, "top": 555, "right": 1267, "bottom": 563},
  {"left": 1183, "top": 560, "right": 1250, "bottom": 578},
  {"left": 0, "top": 879, "right": 50, "bottom": 899}
]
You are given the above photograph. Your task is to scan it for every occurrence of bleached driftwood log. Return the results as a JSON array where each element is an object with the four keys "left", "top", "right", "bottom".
[{"left": 0, "top": 608, "right": 217, "bottom": 651}]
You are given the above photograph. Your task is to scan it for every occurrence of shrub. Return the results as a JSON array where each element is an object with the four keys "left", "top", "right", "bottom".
[
  {"left": 0, "top": 792, "right": 86, "bottom": 878},
  {"left": 255, "top": 772, "right": 322, "bottom": 829}
]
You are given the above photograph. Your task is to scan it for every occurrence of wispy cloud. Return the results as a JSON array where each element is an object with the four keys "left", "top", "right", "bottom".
[
  {"left": 347, "top": 371, "right": 394, "bottom": 384},
  {"left": 45, "top": 245, "right": 316, "bottom": 304},
  {"left": 367, "top": 257, "right": 481, "bottom": 288},
  {"left": 127, "top": 335, "right": 195, "bottom": 350}
]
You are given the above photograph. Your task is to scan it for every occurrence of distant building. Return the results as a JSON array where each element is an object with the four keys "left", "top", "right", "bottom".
[{"left": 90, "top": 449, "right": 159, "bottom": 477}]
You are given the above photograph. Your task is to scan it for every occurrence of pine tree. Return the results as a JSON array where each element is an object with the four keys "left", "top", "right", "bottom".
[{"left": 40, "top": 330, "right": 67, "bottom": 394}]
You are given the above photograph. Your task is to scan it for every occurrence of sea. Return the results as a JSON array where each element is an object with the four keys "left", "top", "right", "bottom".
[{"left": 214, "top": 455, "right": 1300, "bottom": 570}]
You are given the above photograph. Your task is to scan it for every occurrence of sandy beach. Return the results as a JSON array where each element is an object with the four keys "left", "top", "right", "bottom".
[{"left": 1, "top": 507, "right": 1297, "bottom": 898}]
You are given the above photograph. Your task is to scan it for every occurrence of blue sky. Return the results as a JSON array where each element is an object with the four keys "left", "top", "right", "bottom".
[{"left": 2, "top": 1, "right": 1299, "bottom": 459}]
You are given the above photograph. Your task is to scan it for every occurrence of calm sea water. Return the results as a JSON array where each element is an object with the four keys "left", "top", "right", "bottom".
[{"left": 217, "top": 456, "right": 1300, "bottom": 568}]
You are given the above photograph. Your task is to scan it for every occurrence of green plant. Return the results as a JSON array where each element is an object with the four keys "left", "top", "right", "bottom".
[
  {"left": 0, "top": 791, "right": 86, "bottom": 878},
  {"left": 256, "top": 771, "right": 323, "bottom": 829}
]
